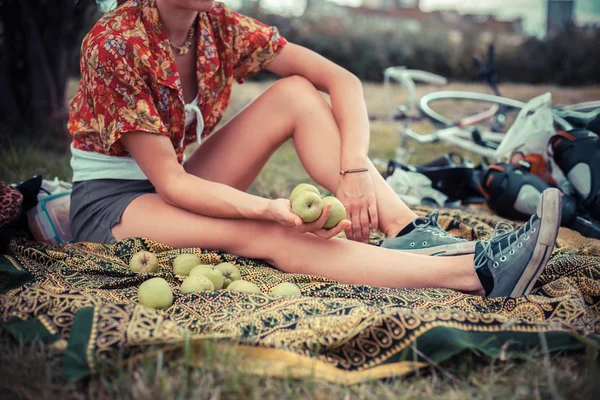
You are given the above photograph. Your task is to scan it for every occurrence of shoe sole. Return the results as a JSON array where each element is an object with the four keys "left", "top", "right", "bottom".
[
  {"left": 396, "top": 241, "right": 477, "bottom": 256},
  {"left": 509, "top": 188, "right": 562, "bottom": 297}
]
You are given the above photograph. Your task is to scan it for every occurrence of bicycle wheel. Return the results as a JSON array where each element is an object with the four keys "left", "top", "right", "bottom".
[
  {"left": 419, "top": 91, "right": 524, "bottom": 127},
  {"left": 419, "top": 91, "right": 572, "bottom": 131},
  {"left": 560, "top": 100, "right": 600, "bottom": 113}
]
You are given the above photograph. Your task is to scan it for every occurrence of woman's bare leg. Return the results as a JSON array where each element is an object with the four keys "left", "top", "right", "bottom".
[
  {"left": 184, "top": 76, "right": 417, "bottom": 238},
  {"left": 112, "top": 76, "right": 483, "bottom": 292},
  {"left": 112, "top": 194, "right": 482, "bottom": 293}
]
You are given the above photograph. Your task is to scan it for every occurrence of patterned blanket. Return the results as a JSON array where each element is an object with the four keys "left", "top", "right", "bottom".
[{"left": 1, "top": 207, "right": 599, "bottom": 384}]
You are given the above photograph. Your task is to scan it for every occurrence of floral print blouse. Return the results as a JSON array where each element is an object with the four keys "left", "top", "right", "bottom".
[{"left": 68, "top": 0, "right": 287, "bottom": 163}]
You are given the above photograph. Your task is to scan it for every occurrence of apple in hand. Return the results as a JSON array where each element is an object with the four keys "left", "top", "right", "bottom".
[
  {"left": 289, "top": 183, "right": 321, "bottom": 204},
  {"left": 181, "top": 275, "right": 215, "bottom": 294},
  {"left": 321, "top": 196, "right": 347, "bottom": 229},
  {"left": 190, "top": 265, "right": 225, "bottom": 290},
  {"left": 173, "top": 254, "right": 201, "bottom": 276},
  {"left": 292, "top": 191, "right": 324, "bottom": 223},
  {"left": 138, "top": 278, "right": 173, "bottom": 309},
  {"left": 215, "top": 262, "right": 241, "bottom": 289},
  {"left": 270, "top": 282, "right": 302, "bottom": 297},
  {"left": 227, "top": 280, "right": 261, "bottom": 293},
  {"left": 130, "top": 251, "right": 159, "bottom": 273}
]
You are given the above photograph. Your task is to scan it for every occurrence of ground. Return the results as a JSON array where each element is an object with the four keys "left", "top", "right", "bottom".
[{"left": 1, "top": 81, "right": 599, "bottom": 399}]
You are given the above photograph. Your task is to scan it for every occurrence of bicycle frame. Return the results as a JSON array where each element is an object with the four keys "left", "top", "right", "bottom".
[
  {"left": 560, "top": 101, "right": 600, "bottom": 112},
  {"left": 384, "top": 67, "right": 574, "bottom": 163},
  {"left": 384, "top": 67, "right": 511, "bottom": 162}
]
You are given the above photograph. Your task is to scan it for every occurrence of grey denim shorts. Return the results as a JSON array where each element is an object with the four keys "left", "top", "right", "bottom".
[{"left": 69, "top": 179, "right": 155, "bottom": 244}]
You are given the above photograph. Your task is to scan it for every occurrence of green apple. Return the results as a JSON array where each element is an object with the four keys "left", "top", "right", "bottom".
[
  {"left": 289, "top": 183, "right": 320, "bottom": 204},
  {"left": 129, "top": 251, "right": 159, "bottom": 273},
  {"left": 173, "top": 254, "right": 201, "bottom": 276},
  {"left": 215, "top": 262, "right": 241, "bottom": 289},
  {"left": 181, "top": 275, "right": 215, "bottom": 294},
  {"left": 227, "top": 280, "right": 261, "bottom": 293},
  {"left": 321, "top": 196, "right": 347, "bottom": 229},
  {"left": 190, "top": 265, "right": 224, "bottom": 290},
  {"left": 138, "top": 278, "right": 173, "bottom": 309},
  {"left": 292, "top": 191, "right": 324, "bottom": 223},
  {"left": 189, "top": 265, "right": 213, "bottom": 277},
  {"left": 270, "top": 282, "right": 302, "bottom": 297}
]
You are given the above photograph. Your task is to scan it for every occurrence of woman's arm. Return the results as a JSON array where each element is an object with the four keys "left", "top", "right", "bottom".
[
  {"left": 266, "top": 43, "right": 369, "bottom": 172},
  {"left": 266, "top": 44, "right": 379, "bottom": 243},
  {"left": 121, "top": 132, "right": 273, "bottom": 220}
]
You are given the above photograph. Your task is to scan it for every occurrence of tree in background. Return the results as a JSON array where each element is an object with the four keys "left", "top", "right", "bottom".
[
  {"left": 0, "top": 0, "right": 598, "bottom": 146},
  {"left": 0, "top": 0, "right": 98, "bottom": 142}
]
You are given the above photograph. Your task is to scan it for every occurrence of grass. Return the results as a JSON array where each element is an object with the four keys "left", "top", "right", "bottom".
[
  {"left": 0, "top": 137, "right": 72, "bottom": 185},
  {"left": 1, "top": 81, "right": 600, "bottom": 398},
  {"left": 1, "top": 332, "right": 598, "bottom": 400}
]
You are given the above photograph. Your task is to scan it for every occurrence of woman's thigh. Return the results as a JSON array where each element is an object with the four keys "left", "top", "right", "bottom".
[
  {"left": 184, "top": 76, "right": 324, "bottom": 191},
  {"left": 111, "top": 193, "right": 289, "bottom": 264}
]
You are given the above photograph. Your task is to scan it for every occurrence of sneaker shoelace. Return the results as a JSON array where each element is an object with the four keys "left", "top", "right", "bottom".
[
  {"left": 413, "top": 210, "right": 466, "bottom": 242},
  {"left": 474, "top": 215, "right": 537, "bottom": 271}
]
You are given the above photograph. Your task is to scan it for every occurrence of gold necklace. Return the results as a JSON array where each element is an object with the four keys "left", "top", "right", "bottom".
[{"left": 169, "top": 23, "right": 195, "bottom": 56}]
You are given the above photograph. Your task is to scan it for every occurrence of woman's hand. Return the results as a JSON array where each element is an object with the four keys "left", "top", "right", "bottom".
[
  {"left": 336, "top": 172, "right": 379, "bottom": 243},
  {"left": 266, "top": 199, "right": 351, "bottom": 239}
]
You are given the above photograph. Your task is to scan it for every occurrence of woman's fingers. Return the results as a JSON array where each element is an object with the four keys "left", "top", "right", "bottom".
[
  {"left": 314, "top": 220, "right": 350, "bottom": 239},
  {"left": 344, "top": 213, "right": 354, "bottom": 240},
  {"left": 283, "top": 209, "right": 302, "bottom": 228},
  {"left": 292, "top": 215, "right": 302, "bottom": 227},
  {"left": 360, "top": 206, "right": 370, "bottom": 243},
  {"left": 292, "top": 199, "right": 374, "bottom": 243},
  {"left": 368, "top": 201, "right": 379, "bottom": 233},
  {"left": 298, "top": 204, "right": 331, "bottom": 233},
  {"left": 317, "top": 204, "right": 332, "bottom": 226},
  {"left": 351, "top": 205, "right": 363, "bottom": 242}
]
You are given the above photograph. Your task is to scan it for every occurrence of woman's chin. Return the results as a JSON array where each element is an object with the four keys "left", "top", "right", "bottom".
[
  {"left": 173, "top": 0, "right": 215, "bottom": 12},
  {"left": 196, "top": 0, "right": 215, "bottom": 12}
]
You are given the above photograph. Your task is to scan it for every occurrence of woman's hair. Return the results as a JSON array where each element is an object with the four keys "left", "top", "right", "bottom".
[{"left": 117, "top": 0, "right": 128, "bottom": 5}]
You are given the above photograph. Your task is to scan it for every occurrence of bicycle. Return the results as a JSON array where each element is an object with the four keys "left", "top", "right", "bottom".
[
  {"left": 384, "top": 45, "right": 600, "bottom": 164},
  {"left": 382, "top": 46, "right": 600, "bottom": 239}
]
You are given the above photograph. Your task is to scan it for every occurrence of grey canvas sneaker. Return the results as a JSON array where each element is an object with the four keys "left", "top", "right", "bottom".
[
  {"left": 474, "top": 188, "right": 562, "bottom": 298},
  {"left": 380, "top": 210, "right": 477, "bottom": 256}
]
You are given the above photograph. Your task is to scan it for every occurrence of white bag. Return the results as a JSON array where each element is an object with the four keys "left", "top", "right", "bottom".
[
  {"left": 386, "top": 168, "right": 448, "bottom": 207},
  {"left": 495, "top": 92, "right": 572, "bottom": 194},
  {"left": 39, "top": 178, "right": 73, "bottom": 200}
]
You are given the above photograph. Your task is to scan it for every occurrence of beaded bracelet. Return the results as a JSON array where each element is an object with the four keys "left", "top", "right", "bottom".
[{"left": 340, "top": 168, "right": 369, "bottom": 176}]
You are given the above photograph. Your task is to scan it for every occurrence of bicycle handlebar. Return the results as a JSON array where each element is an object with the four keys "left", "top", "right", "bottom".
[
  {"left": 383, "top": 67, "right": 447, "bottom": 118},
  {"left": 473, "top": 44, "right": 500, "bottom": 96},
  {"left": 383, "top": 68, "right": 448, "bottom": 86}
]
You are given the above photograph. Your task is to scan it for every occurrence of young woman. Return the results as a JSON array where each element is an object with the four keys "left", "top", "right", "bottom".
[{"left": 68, "top": 0, "right": 562, "bottom": 298}]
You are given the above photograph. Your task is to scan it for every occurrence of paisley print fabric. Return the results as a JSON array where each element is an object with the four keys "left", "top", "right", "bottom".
[{"left": 1, "top": 207, "right": 599, "bottom": 383}]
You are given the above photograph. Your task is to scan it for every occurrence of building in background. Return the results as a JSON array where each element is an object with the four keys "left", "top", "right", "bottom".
[
  {"left": 546, "top": 0, "right": 575, "bottom": 37},
  {"left": 304, "top": 0, "right": 522, "bottom": 37},
  {"left": 362, "top": 0, "right": 420, "bottom": 8}
]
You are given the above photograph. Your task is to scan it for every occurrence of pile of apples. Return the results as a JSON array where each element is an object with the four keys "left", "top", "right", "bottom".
[
  {"left": 289, "top": 183, "right": 346, "bottom": 227},
  {"left": 130, "top": 251, "right": 301, "bottom": 310}
]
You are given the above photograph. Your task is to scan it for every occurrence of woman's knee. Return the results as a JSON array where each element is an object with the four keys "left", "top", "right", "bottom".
[
  {"left": 226, "top": 220, "right": 296, "bottom": 262},
  {"left": 270, "top": 75, "right": 329, "bottom": 114},
  {"left": 228, "top": 221, "right": 327, "bottom": 273}
]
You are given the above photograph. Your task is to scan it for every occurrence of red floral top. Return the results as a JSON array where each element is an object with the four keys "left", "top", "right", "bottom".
[{"left": 68, "top": 0, "right": 287, "bottom": 163}]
